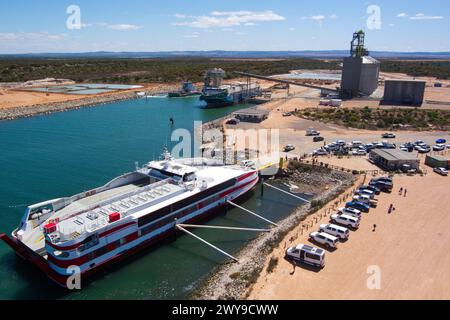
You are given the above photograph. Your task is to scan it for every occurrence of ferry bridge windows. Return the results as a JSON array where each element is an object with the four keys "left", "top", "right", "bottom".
[
  {"left": 78, "top": 234, "right": 100, "bottom": 252},
  {"left": 183, "top": 173, "right": 196, "bottom": 182}
]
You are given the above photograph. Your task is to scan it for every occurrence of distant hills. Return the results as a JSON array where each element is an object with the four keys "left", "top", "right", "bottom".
[{"left": 1, "top": 50, "right": 450, "bottom": 60}]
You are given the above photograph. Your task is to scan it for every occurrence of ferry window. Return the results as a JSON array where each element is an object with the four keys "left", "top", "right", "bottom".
[
  {"left": 54, "top": 251, "right": 70, "bottom": 258},
  {"left": 141, "top": 226, "right": 153, "bottom": 235},
  {"left": 183, "top": 173, "right": 195, "bottom": 182},
  {"left": 95, "top": 246, "right": 108, "bottom": 257}
]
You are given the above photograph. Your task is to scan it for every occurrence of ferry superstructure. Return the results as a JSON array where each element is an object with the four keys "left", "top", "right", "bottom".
[{"left": 0, "top": 152, "right": 259, "bottom": 287}]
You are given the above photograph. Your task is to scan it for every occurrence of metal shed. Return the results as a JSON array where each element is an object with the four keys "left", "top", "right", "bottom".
[
  {"left": 425, "top": 155, "right": 449, "bottom": 169},
  {"left": 383, "top": 79, "right": 426, "bottom": 106},
  {"left": 232, "top": 109, "right": 269, "bottom": 123},
  {"left": 369, "top": 149, "right": 420, "bottom": 171}
]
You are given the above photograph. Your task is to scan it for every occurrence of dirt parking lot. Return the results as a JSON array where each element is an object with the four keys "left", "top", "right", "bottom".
[{"left": 249, "top": 173, "right": 450, "bottom": 300}]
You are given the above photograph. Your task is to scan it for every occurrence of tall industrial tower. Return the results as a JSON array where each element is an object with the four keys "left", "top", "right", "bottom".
[{"left": 341, "top": 30, "right": 380, "bottom": 99}]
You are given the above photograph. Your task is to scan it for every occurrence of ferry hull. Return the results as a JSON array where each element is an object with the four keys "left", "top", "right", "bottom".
[{"left": 1, "top": 176, "right": 259, "bottom": 288}]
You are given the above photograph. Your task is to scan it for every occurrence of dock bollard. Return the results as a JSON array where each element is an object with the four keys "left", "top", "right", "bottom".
[{"left": 260, "top": 177, "right": 264, "bottom": 197}]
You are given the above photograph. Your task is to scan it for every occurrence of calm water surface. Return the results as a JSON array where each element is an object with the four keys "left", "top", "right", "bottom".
[{"left": 0, "top": 97, "right": 305, "bottom": 299}]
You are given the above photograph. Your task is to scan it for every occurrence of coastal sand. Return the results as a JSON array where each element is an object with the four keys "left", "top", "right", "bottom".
[
  {"left": 0, "top": 90, "right": 91, "bottom": 109},
  {"left": 248, "top": 173, "right": 450, "bottom": 300},
  {"left": 0, "top": 83, "right": 167, "bottom": 110}
]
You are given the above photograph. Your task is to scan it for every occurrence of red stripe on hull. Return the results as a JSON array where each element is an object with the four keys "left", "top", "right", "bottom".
[
  {"left": 238, "top": 171, "right": 257, "bottom": 182},
  {"left": 1, "top": 176, "right": 259, "bottom": 288}
]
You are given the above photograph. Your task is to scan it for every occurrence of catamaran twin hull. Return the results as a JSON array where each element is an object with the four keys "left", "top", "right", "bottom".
[{"left": 0, "top": 158, "right": 259, "bottom": 287}]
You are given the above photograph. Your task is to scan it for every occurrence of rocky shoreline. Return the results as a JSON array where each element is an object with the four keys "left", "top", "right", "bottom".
[{"left": 190, "top": 165, "right": 354, "bottom": 300}]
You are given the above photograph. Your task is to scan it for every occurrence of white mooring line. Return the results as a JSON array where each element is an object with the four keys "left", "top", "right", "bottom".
[
  {"left": 227, "top": 201, "right": 278, "bottom": 227},
  {"left": 176, "top": 225, "right": 239, "bottom": 262},
  {"left": 177, "top": 224, "right": 271, "bottom": 233},
  {"left": 263, "top": 182, "right": 311, "bottom": 204}
]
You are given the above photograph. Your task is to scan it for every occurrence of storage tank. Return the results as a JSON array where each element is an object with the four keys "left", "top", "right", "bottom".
[{"left": 383, "top": 80, "right": 426, "bottom": 106}]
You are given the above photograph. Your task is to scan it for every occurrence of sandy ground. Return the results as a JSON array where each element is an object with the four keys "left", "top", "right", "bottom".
[
  {"left": 227, "top": 98, "right": 450, "bottom": 159},
  {"left": 248, "top": 173, "right": 450, "bottom": 300},
  {"left": 0, "top": 90, "right": 91, "bottom": 109},
  {"left": 0, "top": 83, "right": 166, "bottom": 110}
]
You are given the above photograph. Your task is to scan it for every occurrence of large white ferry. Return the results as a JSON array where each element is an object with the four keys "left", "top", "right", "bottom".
[{"left": 0, "top": 150, "right": 259, "bottom": 287}]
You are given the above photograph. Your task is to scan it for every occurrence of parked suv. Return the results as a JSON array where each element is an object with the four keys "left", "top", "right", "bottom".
[
  {"left": 369, "top": 180, "right": 393, "bottom": 193},
  {"left": 330, "top": 213, "right": 360, "bottom": 229},
  {"left": 345, "top": 201, "right": 370, "bottom": 213},
  {"left": 309, "top": 232, "right": 339, "bottom": 249},
  {"left": 338, "top": 207, "right": 363, "bottom": 218},
  {"left": 359, "top": 185, "right": 380, "bottom": 195},
  {"left": 319, "top": 224, "right": 350, "bottom": 240}
]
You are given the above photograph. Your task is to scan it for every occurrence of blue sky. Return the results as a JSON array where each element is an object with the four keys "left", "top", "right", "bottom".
[{"left": 0, "top": 0, "right": 448, "bottom": 53}]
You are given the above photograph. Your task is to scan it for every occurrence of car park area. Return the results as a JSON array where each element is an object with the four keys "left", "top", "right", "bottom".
[{"left": 250, "top": 173, "right": 450, "bottom": 300}]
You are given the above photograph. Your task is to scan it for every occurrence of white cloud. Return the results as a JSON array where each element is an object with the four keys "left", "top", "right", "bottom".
[
  {"left": 107, "top": 24, "right": 142, "bottom": 31},
  {"left": 0, "top": 32, "right": 69, "bottom": 53},
  {"left": 172, "top": 10, "right": 285, "bottom": 28},
  {"left": 289, "top": 27, "right": 296, "bottom": 31},
  {"left": 301, "top": 15, "right": 326, "bottom": 26},
  {"left": 409, "top": 13, "right": 444, "bottom": 20},
  {"left": 174, "top": 13, "right": 188, "bottom": 19},
  {"left": 0, "top": 32, "right": 66, "bottom": 41},
  {"left": 311, "top": 15, "right": 325, "bottom": 21},
  {"left": 397, "top": 13, "right": 408, "bottom": 18},
  {"left": 330, "top": 14, "right": 338, "bottom": 19},
  {"left": 96, "top": 22, "right": 142, "bottom": 30}
]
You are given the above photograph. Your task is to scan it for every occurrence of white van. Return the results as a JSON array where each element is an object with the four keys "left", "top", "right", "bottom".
[
  {"left": 338, "top": 207, "right": 363, "bottom": 219},
  {"left": 309, "top": 232, "right": 339, "bottom": 249},
  {"left": 285, "top": 244, "right": 325, "bottom": 268},
  {"left": 331, "top": 213, "right": 360, "bottom": 229},
  {"left": 319, "top": 224, "right": 350, "bottom": 240}
]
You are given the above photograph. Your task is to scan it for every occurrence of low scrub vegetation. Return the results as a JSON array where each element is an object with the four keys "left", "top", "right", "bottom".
[
  {"left": 1, "top": 57, "right": 449, "bottom": 84},
  {"left": 296, "top": 107, "right": 450, "bottom": 130},
  {"left": 0, "top": 58, "right": 339, "bottom": 83},
  {"left": 381, "top": 60, "right": 450, "bottom": 80}
]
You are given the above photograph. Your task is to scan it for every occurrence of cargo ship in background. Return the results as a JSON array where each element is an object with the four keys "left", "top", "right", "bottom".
[
  {"left": 168, "top": 81, "right": 201, "bottom": 98},
  {"left": 200, "top": 68, "right": 261, "bottom": 108},
  {"left": 0, "top": 150, "right": 259, "bottom": 287}
]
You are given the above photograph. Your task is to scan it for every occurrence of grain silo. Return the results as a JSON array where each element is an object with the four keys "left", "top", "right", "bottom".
[{"left": 341, "top": 31, "right": 380, "bottom": 98}]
